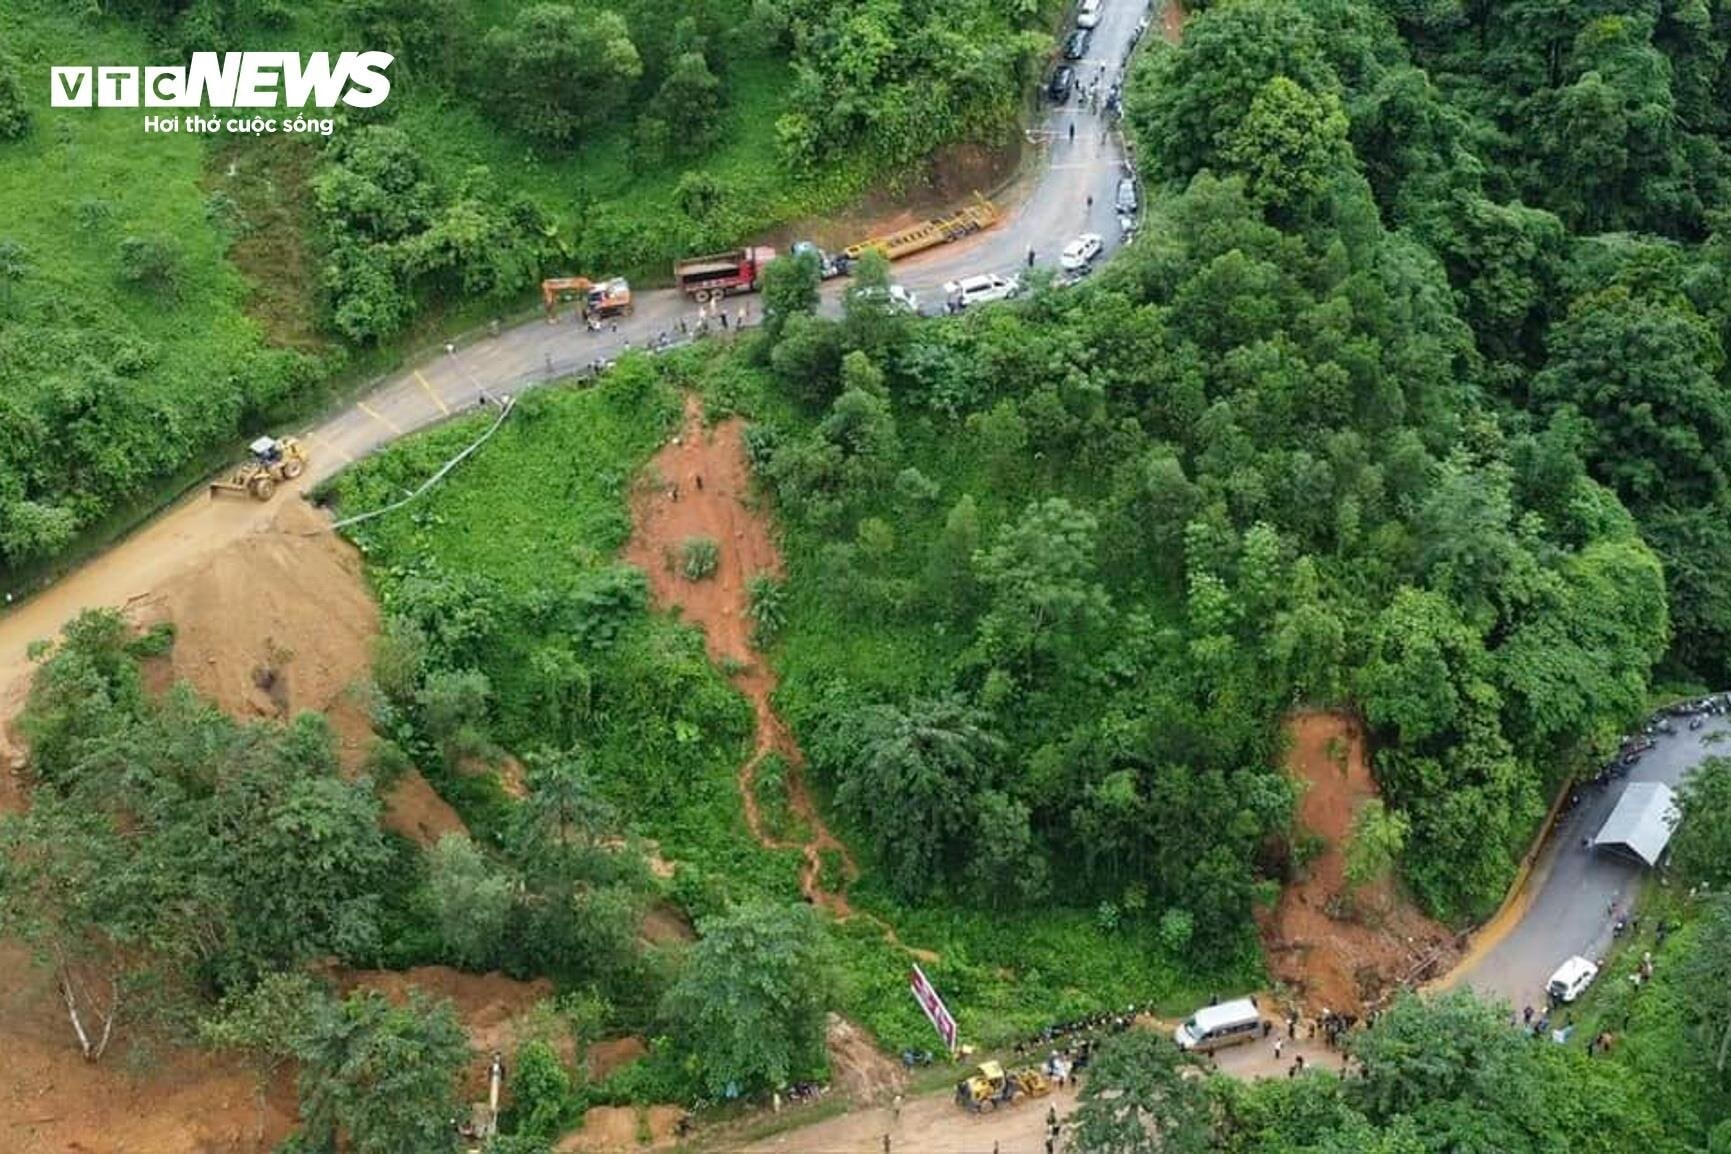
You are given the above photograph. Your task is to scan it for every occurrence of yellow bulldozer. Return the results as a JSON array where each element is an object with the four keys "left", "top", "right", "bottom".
[
  {"left": 210, "top": 435, "right": 309, "bottom": 501},
  {"left": 954, "top": 1061, "right": 1052, "bottom": 1113}
]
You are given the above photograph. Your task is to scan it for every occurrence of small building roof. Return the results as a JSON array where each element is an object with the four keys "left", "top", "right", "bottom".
[{"left": 1591, "top": 782, "right": 1680, "bottom": 867}]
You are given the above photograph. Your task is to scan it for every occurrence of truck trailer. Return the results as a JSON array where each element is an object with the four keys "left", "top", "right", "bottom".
[{"left": 672, "top": 246, "right": 776, "bottom": 302}]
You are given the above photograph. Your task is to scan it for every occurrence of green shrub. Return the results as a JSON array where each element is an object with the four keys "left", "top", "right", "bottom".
[
  {"left": 0, "top": 54, "right": 30, "bottom": 140},
  {"left": 746, "top": 573, "right": 787, "bottom": 645},
  {"left": 681, "top": 537, "right": 720, "bottom": 581}
]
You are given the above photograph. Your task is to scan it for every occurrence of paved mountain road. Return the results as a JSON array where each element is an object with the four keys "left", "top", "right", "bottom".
[
  {"left": 305, "top": 1, "right": 1149, "bottom": 484},
  {"left": 1441, "top": 714, "right": 1726, "bottom": 1011}
]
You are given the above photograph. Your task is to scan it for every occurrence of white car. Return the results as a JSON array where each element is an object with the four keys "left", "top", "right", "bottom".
[
  {"left": 1546, "top": 956, "right": 1599, "bottom": 1004},
  {"left": 853, "top": 283, "right": 920, "bottom": 314},
  {"left": 1060, "top": 233, "right": 1104, "bottom": 271},
  {"left": 1077, "top": 0, "right": 1104, "bottom": 29},
  {"left": 943, "top": 273, "right": 1021, "bottom": 310}
]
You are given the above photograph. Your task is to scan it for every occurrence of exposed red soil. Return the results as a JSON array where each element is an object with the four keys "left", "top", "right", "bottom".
[
  {"left": 771, "top": 140, "right": 1022, "bottom": 256},
  {"left": 825, "top": 1014, "right": 906, "bottom": 1104},
  {"left": 639, "top": 900, "right": 696, "bottom": 946},
  {"left": 557, "top": 1105, "right": 685, "bottom": 1152},
  {"left": 380, "top": 768, "right": 469, "bottom": 846},
  {"left": 341, "top": 965, "right": 565, "bottom": 1095},
  {"left": 1163, "top": 0, "right": 1187, "bottom": 45},
  {"left": 1258, "top": 711, "right": 1459, "bottom": 1013},
  {"left": 586, "top": 1036, "right": 649, "bottom": 1081},
  {"left": 621, "top": 396, "right": 860, "bottom": 916},
  {"left": 129, "top": 500, "right": 375, "bottom": 744},
  {"left": 0, "top": 946, "right": 298, "bottom": 1154}
]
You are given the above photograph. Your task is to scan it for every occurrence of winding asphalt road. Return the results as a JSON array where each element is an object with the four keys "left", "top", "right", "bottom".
[
  {"left": 302, "top": 0, "right": 1155, "bottom": 486},
  {"left": 1442, "top": 713, "right": 1726, "bottom": 1011}
]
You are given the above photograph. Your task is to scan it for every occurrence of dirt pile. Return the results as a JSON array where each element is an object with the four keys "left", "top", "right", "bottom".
[
  {"left": 125, "top": 499, "right": 463, "bottom": 845},
  {"left": 1258, "top": 712, "right": 1458, "bottom": 1013},
  {"left": 131, "top": 499, "right": 375, "bottom": 739},
  {"left": 825, "top": 1015, "right": 906, "bottom": 1104},
  {"left": 343, "top": 965, "right": 565, "bottom": 1093}
]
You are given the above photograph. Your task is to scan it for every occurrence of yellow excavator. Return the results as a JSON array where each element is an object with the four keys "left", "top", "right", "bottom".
[
  {"left": 209, "top": 436, "right": 309, "bottom": 501},
  {"left": 458, "top": 1051, "right": 504, "bottom": 1152},
  {"left": 954, "top": 1060, "right": 1051, "bottom": 1112}
]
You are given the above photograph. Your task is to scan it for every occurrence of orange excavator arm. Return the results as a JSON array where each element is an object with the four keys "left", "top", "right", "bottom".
[{"left": 541, "top": 276, "right": 594, "bottom": 316}]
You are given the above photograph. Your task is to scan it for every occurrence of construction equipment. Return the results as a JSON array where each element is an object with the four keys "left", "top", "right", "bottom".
[
  {"left": 672, "top": 246, "right": 776, "bottom": 302},
  {"left": 209, "top": 436, "right": 308, "bottom": 501},
  {"left": 843, "top": 194, "right": 999, "bottom": 264},
  {"left": 540, "top": 276, "right": 634, "bottom": 321},
  {"left": 953, "top": 1061, "right": 1051, "bottom": 1112},
  {"left": 458, "top": 1051, "right": 504, "bottom": 1153}
]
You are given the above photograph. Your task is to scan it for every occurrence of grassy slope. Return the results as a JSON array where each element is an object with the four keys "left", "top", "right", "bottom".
[
  {"left": 0, "top": 7, "right": 268, "bottom": 436},
  {"left": 329, "top": 369, "right": 796, "bottom": 902}
]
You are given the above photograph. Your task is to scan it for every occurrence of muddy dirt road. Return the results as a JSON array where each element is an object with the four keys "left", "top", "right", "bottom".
[{"left": 728, "top": 1020, "right": 1338, "bottom": 1154}]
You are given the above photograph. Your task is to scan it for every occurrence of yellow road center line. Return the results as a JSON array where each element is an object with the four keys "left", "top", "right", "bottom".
[
  {"left": 358, "top": 401, "right": 402, "bottom": 435},
  {"left": 414, "top": 370, "right": 451, "bottom": 416},
  {"left": 303, "top": 430, "right": 354, "bottom": 464}
]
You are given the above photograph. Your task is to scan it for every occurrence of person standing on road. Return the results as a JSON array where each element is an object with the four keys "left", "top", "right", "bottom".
[
  {"left": 1273, "top": 1037, "right": 1284, "bottom": 1061},
  {"left": 1027, "top": 246, "right": 1036, "bottom": 268},
  {"left": 1069, "top": 121, "right": 1076, "bottom": 143}
]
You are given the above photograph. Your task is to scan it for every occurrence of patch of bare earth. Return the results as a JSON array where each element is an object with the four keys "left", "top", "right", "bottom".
[
  {"left": 1258, "top": 711, "right": 1459, "bottom": 1013},
  {"left": 639, "top": 900, "right": 696, "bottom": 946},
  {"left": 770, "top": 138, "right": 1023, "bottom": 255},
  {"left": 340, "top": 966, "right": 568, "bottom": 1096},
  {"left": 1163, "top": 0, "right": 1187, "bottom": 45},
  {"left": 621, "top": 397, "right": 860, "bottom": 916},
  {"left": 586, "top": 1036, "right": 649, "bottom": 1081},
  {"left": 825, "top": 1015, "right": 906, "bottom": 1104},
  {"left": 0, "top": 943, "right": 296, "bottom": 1154},
  {"left": 556, "top": 1105, "right": 686, "bottom": 1153}
]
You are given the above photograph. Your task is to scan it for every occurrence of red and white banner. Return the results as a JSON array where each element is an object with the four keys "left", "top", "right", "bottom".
[{"left": 909, "top": 964, "right": 958, "bottom": 1054}]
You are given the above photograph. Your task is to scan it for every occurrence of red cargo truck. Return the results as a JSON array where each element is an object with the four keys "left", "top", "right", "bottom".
[{"left": 672, "top": 246, "right": 776, "bottom": 302}]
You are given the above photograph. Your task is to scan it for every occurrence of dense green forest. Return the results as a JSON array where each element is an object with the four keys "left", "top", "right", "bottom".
[{"left": 0, "top": 0, "right": 1053, "bottom": 571}]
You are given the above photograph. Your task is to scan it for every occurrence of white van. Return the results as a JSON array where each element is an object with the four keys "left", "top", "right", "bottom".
[
  {"left": 1077, "top": 0, "right": 1104, "bottom": 29},
  {"left": 1174, "top": 998, "right": 1262, "bottom": 1052},
  {"left": 943, "top": 273, "right": 1021, "bottom": 310},
  {"left": 1546, "top": 956, "right": 1599, "bottom": 1004}
]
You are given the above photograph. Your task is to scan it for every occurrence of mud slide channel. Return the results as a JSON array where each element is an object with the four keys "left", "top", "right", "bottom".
[{"left": 623, "top": 399, "right": 919, "bottom": 944}]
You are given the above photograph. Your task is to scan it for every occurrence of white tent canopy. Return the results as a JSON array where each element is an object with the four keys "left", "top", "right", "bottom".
[{"left": 1591, "top": 782, "right": 1680, "bottom": 867}]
